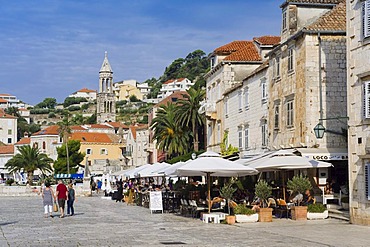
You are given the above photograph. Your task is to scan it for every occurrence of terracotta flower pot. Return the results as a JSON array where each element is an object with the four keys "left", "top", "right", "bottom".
[
  {"left": 291, "top": 206, "right": 307, "bottom": 220},
  {"left": 258, "top": 208, "right": 273, "bottom": 222},
  {"left": 226, "top": 215, "right": 236, "bottom": 225}
]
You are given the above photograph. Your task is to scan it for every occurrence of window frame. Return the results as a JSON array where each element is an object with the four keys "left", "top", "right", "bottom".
[
  {"left": 282, "top": 9, "right": 287, "bottom": 32},
  {"left": 364, "top": 81, "right": 370, "bottom": 118},
  {"left": 261, "top": 122, "right": 268, "bottom": 147},
  {"left": 286, "top": 100, "right": 294, "bottom": 128},
  {"left": 288, "top": 46, "right": 294, "bottom": 72},
  {"left": 224, "top": 97, "right": 229, "bottom": 118},
  {"left": 261, "top": 77, "right": 268, "bottom": 103},
  {"left": 276, "top": 56, "right": 281, "bottom": 78},
  {"left": 366, "top": 163, "right": 370, "bottom": 200},
  {"left": 238, "top": 127, "right": 243, "bottom": 150},
  {"left": 244, "top": 87, "right": 249, "bottom": 110},
  {"left": 363, "top": 0, "right": 370, "bottom": 39},
  {"left": 100, "top": 148, "right": 108, "bottom": 155},
  {"left": 244, "top": 128, "right": 249, "bottom": 150},
  {"left": 86, "top": 148, "right": 92, "bottom": 155},
  {"left": 274, "top": 104, "right": 280, "bottom": 130},
  {"left": 238, "top": 91, "right": 242, "bottom": 112}
]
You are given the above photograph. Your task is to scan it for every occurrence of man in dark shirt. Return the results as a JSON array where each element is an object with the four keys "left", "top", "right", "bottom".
[{"left": 56, "top": 180, "right": 68, "bottom": 218}]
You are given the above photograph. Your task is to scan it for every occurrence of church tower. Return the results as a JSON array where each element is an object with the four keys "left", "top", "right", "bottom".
[{"left": 97, "top": 52, "right": 116, "bottom": 123}]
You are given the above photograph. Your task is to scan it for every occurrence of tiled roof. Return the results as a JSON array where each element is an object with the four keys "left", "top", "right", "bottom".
[
  {"left": 0, "top": 93, "right": 11, "bottom": 96},
  {"left": 70, "top": 132, "right": 114, "bottom": 143},
  {"left": 163, "top": 79, "right": 175, "bottom": 85},
  {"left": 105, "top": 122, "right": 129, "bottom": 129},
  {"left": 33, "top": 125, "right": 60, "bottom": 136},
  {"left": 87, "top": 124, "right": 113, "bottom": 129},
  {"left": 0, "top": 145, "right": 14, "bottom": 154},
  {"left": 214, "top": 41, "right": 251, "bottom": 54},
  {"left": 0, "top": 109, "right": 17, "bottom": 119},
  {"left": 15, "top": 137, "right": 31, "bottom": 145},
  {"left": 78, "top": 88, "right": 96, "bottom": 93},
  {"left": 155, "top": 91, "right": 188, "bottom": 107},
  {"left": 223, "top": 41, "right": 262, "bottom": 62},
  {"left": 306, "top": 2, "right": 346, "bottom": 31},
  {"left": 0, "top": 99, "right": 8, "bottom": 103},
  {"left": 70, "top": 125, "right": 87, "bottom": 131},
  {"left": 253, "top": 36, "right": 281, "bottom": 46}
]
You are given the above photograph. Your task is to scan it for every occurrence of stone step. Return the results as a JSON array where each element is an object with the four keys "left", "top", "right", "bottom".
[{"left": 328, "top": 208, "right": 350, "bottom": 221}]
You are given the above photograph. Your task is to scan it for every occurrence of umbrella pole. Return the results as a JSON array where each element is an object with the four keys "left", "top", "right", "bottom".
[
  {"left": 207, "top": 173, "right": 211, "bottom": 213},
  {"left": 283, "top": 171, "right": 286, "bottom": 201}
]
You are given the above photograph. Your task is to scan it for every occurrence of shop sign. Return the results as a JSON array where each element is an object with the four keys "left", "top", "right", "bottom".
[{"left": 307, "top": 154, "right": 348, "bottom": 161}]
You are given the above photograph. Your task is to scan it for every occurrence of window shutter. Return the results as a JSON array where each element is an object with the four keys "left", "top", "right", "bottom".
[
  {"left": 366, "top": 163, "right": 370, "bottom": 200},
  {"left": 364, "top": 1, "right": 370, "bottom": 38},
  {"left": 365, "top": 81, "right": 370, "bottom": 118}
]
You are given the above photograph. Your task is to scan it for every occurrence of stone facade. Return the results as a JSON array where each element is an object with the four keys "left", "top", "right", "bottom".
[
  {"left": 126, "top": 124, "right": 149, "bottom": 167},
  {"left": 97, "top": 52, "right": 116, "bottom": 123},
  {"left": 346, "top": 0, "right": 370, "bottom": 225}
]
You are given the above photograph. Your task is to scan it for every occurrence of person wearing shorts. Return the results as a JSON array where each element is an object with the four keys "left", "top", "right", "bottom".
[{"left": 56, "top": 180, "right": 68, "bottom": 218}]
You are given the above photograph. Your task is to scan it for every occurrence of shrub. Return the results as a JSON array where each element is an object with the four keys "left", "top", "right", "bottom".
[
  {"left": 48, "top": 112, "right": 56, "bottom": 118},
  {"left": 287, "top": 174, "right": 312, "bottom": 205},
  {"left": 307, "top": 203, "right": 327, "bottom": 213},
  {"left": 233, "top": 204, "right": 255, "bottom": 215},
  {"left": 255, "top": 180, "right": 272, "bottom": 208},
  {"left": 6, "top": 178, "right": 14, "bottom": 186}
]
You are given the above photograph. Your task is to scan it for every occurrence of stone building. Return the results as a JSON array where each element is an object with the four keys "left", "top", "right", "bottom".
[
  {"left": 125, "top": 124, "right": 149, "bottom": 167},
  {"left": 267, "top": 1, "right": 347, "bottom": 191},
  {"left": 346, "top": 0, "right": 370, "bottom": 225},
  {"left": 97, "top": 52, "right": 116, "bottom": 123},
  {"left": 203, "top": 36, "right": 280, "bottom": 153},
  {"left": 0, "top": 109, "right": 17, "bottom": 145}
]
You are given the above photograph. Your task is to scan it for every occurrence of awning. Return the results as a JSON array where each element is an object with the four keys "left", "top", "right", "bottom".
[{"left": 295, "top": 148, "right": 348, "bottom": 161}]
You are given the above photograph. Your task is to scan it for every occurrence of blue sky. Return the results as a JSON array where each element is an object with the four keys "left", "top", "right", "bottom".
[{"left": 0, "top": 0, "right": 282, "bottom": 105}]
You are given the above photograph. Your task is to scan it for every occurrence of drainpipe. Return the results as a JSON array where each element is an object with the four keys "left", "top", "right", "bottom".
[{"left": 318, "top": 32, "right": 323, "bottom": 124}]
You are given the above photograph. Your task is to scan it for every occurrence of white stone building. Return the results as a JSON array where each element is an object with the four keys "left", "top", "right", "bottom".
[
  {"left": 0, "top": 109, "right": 17, "bottom": 145},
  {"left": 125, "top": 124, "right": 149, "bottom": 167},
  {"left": 69, "top": 88, "right": 97, "bottom": 102},
  {"left": 157, "top": 78, "right": 193, "bottom": 99},
  {"left": 346, "top": 0, "right": 370, "bottom": 225},
  {"left": 0, "top": 94, "right": 31, "bottom": 109}
]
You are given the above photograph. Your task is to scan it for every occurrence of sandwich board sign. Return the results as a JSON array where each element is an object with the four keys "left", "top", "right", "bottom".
[{"left": 149, "top": 191, "right": 163, "bottom": 214}]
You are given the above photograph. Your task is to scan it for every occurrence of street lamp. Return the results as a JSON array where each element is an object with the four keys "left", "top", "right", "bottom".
[{"left": 314, "top": 122, "right": 326, "bottom": 139}]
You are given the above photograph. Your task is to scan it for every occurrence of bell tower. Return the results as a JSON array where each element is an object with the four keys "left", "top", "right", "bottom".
[{"left": 97, "top": 51, "right": 116, "bottom": 123}]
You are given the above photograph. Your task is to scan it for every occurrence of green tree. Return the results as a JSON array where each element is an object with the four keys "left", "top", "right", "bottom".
[
  {"left": 53, "top": 140, "right": 85, "bottom": 174},
  {"left": 5, "top": 145, "right": 53, "bottom": 185},
  {"left": 175, "top": 88, "right": 205, "bottom": 152},
  {"left": 150, "top": 102, "right": 190, "bottom": 158},
  {"left": 57, "top": 112, "right": 72, "bottom": 174},
  {"left": 5, "top": 107, "right": 20, "bottom": 117},
  {"left": 86, "top": 113, "right": 97, "bottom": 124},
  {"left": 35, "top": 98, "right": 57, "bottom": 109}
]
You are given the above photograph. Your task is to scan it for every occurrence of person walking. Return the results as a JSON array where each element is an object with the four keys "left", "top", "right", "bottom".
[
  {"left": 56, "top": 180, "right": 68, "bottom": 218},
  {"left": 67, "top": 183, "right": 75, "bottom": 216},
  {"left": 42, "top": 181, "right": 56, "bottom": 218}
]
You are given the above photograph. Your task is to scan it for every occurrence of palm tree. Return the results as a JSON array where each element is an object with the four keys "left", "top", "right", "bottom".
[
  {"left": 57, "top": 111, "right": 71, "bottom": 174},
  {"left": 150, "top": 102, "right": 190, "bottom": 158},
  {"left": 175, "top": 87, "right": 205, "bottom": 152},
  {"left": 5, "top": 145, "right": 53, "bottom": 185}
]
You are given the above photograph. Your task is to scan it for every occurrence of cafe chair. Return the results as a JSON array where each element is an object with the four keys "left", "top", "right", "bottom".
[
  {"left": 188, "top": 200, "right": 207, "bottom": 218},
  {"left": 276, "top": 199, "right": 290, "bottom": 219}
]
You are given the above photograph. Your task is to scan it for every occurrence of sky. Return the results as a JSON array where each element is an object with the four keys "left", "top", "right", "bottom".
[{"left": 0, "top": 0, "right": 282, "bottom": 105}]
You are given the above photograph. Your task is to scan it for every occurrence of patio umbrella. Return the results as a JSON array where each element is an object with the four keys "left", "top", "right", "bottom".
[
  {"left": 156, "top": 161, "right": 190, "bottom": 177},
  {"left": 135, "top": 162, "right": 170, "bottom": 178},
  {"left": 123, "top": 164, "right": 152, "bottom": 179},
  {"left": 174, "top": 151, "right": 259, "bottom": 213}
]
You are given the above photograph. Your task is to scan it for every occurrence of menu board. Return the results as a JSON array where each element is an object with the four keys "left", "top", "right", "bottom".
[{"left": 149, "top": 191, "right": 163, "bottom": 214}]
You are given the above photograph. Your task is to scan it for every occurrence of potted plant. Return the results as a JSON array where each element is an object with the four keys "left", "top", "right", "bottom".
[
  {"left": 219, "top": 181, "right": 237, "bottom": 224},
  {"left": 307, "top": 203, "right": 328, "bottom": 220},
  {"left": 234, "top": 204, "right": 258, "bottom": 223},
  {"left": 255, "top": 180, "right": 273, "bottom": 222},
  {"left": 341, "top": 196, "right": 349, "bottom": 210},
  {"left": 287, "top": 174, "right": 312, "bottom": 220}
]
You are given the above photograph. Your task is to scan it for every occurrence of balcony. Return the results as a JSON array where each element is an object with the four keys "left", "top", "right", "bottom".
[{"left": 144, "top": 143, "right": 155, "bottom": 152}]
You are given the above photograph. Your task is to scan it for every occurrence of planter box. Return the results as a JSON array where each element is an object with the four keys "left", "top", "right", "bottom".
[
  {"left": 291, "top": 206, "right": 307, "bottom": 221},
  {"left": 226, "top": 215, "right": 236, "bottom": 225},
  {"left": 307, "top": 210, "right": 328, "bottom": 220},
  {"left": 258, "top": 208, "right": 273, "bottom": 222},
  {"left": 235, "top": 214, "right": 258, "bottom": 223}
]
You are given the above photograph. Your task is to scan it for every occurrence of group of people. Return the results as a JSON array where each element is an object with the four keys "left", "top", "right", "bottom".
[{"left": 41, "top": 180, "right": 75, "bottom": 218}]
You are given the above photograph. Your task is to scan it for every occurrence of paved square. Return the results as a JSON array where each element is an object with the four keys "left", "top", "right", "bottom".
[{"left": 0, "top": 196, "right": 369, "bottom": 246}]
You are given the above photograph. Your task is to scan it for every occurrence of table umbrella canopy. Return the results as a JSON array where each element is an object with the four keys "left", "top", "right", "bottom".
[
  {"left": 174, "top": 151, "right": 258, "bottom": 177},
  {"left": 156, "top": 161, "right": 190, "bottom": 177},
  {"left": 135, "top": 162, "right": 170, "bottom": 178},
  {"left": 240, "top": 149, "right": 332, "bottom": 171},
  {"left": 124, "top": 164, "right": 152, "bottom": 179}
]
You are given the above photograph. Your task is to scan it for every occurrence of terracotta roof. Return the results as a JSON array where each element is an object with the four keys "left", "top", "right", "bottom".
[
  {"left": 163, "top": 79, "right": 175, "bottom": 85},
  {"left": 223, "top": 41, "right": 262, "bottom": 62},
  {"left": 105, "top": 122, "right": 129, "bottom": 129},
  {"left": 0, "top": 99, "right": 8, "bottom": 103},
  {"left": 78, "top": 88, "right": 96, "bottom": 93},
  {"left": 306, "top": 2, "right": 346, "bottom": 31},
  {"left": 214, "top": 41, "right": 251, "bottom": 54},
  {"left": 70, "top": 125, "right": 87, "bottom": 131},
  {"left": 0, "top": 93, "right": 11, "bottom": 96},
  {"left": 253, "top": 36, "right": 281, "bottom": 46},
  {"left": 15, "top": 137, "right": 31, "bottom": 145},
  {"left": 33, "top": 125, "right": 60, "bottom": 136},
  {"left": 86, "top": 124, "right": 113, "bottom": 129},
  {"left": 155, "top": 91, "right": 188, "bottom": 107},
  {"left": 0, "top": 145, "right": 14, "bottom": 154},
  {"left": 0, "top": 109, "right": 17, "bottom": 119},
  {"left": 70, "top": 132, "right": 113, "bottom": 143}
]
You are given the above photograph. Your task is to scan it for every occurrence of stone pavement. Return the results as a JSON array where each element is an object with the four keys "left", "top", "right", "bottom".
[{"left": 0, "top": 196, "right": 369, "bottom": 247}]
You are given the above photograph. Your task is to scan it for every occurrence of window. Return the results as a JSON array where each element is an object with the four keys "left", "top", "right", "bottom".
[
  {"left": 287, "top": 100, "right": 294, "bottom": 127},
  {"left": 364, "top": 81, "right": 370, "bottom": 118},
  {"left": 100, "top": 148, "right": 108, "bottom": 155},
  {"left": 244, "top": 128, "right": 249, "bottom": 150},
  {"left": 261, "top": 78, "right": 267, "bottom": 102},
  {"left": 276, "top": 56, "right": 281, "bottom": 78},
  {"left": 288, "top": 47, "right": 294, "bottom": 72},
  {"left": 8, "top": 129, "right": 12, "bottom": 135},
  {"left": 366, "top": 163, "right": 370, "bottom": 200},
  {"left": 238, "top": 127, "right": 243, "bottom": 149},
  {"left": 7, "top": 138, "right": 11, "bottom": 144},
  {"left": 274, "top": 105, "right": 280, "bottom": 129},
  {"left": 244, "top": 88, "right": 249, "bottom": 110},
  {"left": 217, "top": 122, "right": 221, "bottom": 144},
  {"left": 363, "top": 1, "right": 370, "bottom": 38},
  {"left": 282, "top": 9, "right": 287, "bottom": 31},
  {"left": 238, "top": 91, "right": 242, "bottom": 111},
  {"left": 262, "top": 122, "right": 268, "bottom": 147},
  {"left": 86, "top": 148, "right": 92, "bottom": 155},
  {"left": 225, "top": 97, "right": 229, "bottom": 117},
  {"left": 42, "top": 141, "right": 46, "bottom": 150}
]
